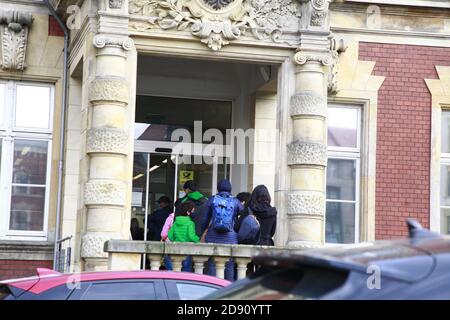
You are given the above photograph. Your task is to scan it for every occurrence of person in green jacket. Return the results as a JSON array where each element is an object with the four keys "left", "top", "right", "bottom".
[
  {"left": 168, "top": 200, "right": 200, "bottom": 243},
  {"left": 175, "top": 180, "right": 209, "bottom": 238},
  {"left": 168, "top": 200, "right": 199, "bottom": 272}
]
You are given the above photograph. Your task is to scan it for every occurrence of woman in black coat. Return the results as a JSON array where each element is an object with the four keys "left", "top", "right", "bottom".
[{"left": 235, "top": 185, "right": 277, "bottom": 246}]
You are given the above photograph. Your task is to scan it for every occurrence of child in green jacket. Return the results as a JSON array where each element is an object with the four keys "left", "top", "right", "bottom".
[
  {"left": 168, "top": 200, "right": 199, "bottom": 272},
  {"left": 168, "top": 200, "right": 200, "bottom": 243}
]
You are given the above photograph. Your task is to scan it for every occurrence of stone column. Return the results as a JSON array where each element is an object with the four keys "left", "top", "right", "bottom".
[
  {"left": 81, "top": 0, "right": 135, "bottom": 271},
  {"left": 287, "top": 0, "right": 334, "bottom": 247}
]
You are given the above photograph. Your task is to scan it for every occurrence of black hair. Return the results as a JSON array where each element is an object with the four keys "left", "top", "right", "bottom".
[
  {"left": 183, "top": 180, "right": 197, "bottom": 192},
  {"left": 158, "top": 196, "right": 171, "bottom": 205},
  {"left": 175, "top": 200, "right": 195, "bottom": 217},
  {"left": 236, "top": 192, "right": 251, "bottom": 206},
  {"left": 249, "top": 185, "right": 271, "bottom": 208}
]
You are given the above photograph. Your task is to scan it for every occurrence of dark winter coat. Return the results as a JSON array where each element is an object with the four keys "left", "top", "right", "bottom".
[
  {"left": 235, "top": 202, "right": 277, "bottom": 246},
  {"left": 147, "top": 205, "right": 172, "bottom": 241},
  {"left": 175, "top": 191, "right": 209, "bottom": 237}
]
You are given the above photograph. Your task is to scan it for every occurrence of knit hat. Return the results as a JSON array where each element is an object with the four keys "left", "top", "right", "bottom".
[
  {"left": 183, "top": 180, "right": 197, "bottom": 191},
  {"left": 217, "top": 179, "right": 232, "bottom": 192}
]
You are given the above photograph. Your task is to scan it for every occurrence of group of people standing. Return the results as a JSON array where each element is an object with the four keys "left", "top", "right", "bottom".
[{"left": 131, "top": 179, "right": 277, "bottom": 281}]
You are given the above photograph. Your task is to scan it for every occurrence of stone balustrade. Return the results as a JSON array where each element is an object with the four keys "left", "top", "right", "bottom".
[{"left": 104, "top": 240, "right": 299, "bottom": 280}]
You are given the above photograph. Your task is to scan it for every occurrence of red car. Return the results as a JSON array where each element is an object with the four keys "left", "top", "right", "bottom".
[{"left": 0, "top": 268, "right": 230, "bottom": 300}]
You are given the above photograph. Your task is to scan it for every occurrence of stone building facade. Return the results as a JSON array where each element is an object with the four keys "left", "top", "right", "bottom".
[{"left": 0, "top": 0, "right": 449, "bottom": 278}]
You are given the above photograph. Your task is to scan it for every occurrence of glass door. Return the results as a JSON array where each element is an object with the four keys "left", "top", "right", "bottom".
[{"left": 132, "top": 147, "right": 231, "bottom": 269}]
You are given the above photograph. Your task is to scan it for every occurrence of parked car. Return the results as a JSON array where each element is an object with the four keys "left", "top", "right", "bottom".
[
  {"left": 0, "top": 269, "right": 230, "bottom": 300},
  {"left": 206, "top": 219, "right": 450, "bottom": 300}
]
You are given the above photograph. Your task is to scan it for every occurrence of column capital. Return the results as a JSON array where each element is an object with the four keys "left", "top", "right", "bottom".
[
  {"left": 93, "top": 34, "right": 134, "bottom": 51},
  {"left": 294, "top": 51, "right": 333, "bottom": 66}
]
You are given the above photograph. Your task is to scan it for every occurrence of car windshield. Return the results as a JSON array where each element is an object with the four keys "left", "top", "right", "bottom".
[{"left": 205, "top": 266, "right": 349, "bottom": 300}]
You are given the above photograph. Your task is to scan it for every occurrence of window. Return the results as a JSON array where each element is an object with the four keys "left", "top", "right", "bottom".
[
  {"left": 205, "top": 267, "right": 348, "bottom": 300},
  {"left": 326, "top": 105, "right": 361, "bottom": 244},
  {"left": 0, "top": 81, "right": 53, "bottom": 240},
  {"left": 81, "top": 282, "right": 157, "bottom": 300},
  {"left": 440, "top": 111, "right": 450, "bottom": 235},
  {"left": 176, "top": 282, "right": 219, "bottom": 300}
]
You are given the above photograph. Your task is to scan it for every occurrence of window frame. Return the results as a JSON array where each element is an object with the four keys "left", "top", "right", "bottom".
[
  {"left": 326, "top": 104, "right": 362, "bottom": 245},
  {"left": 0, "top": 80, "right": 54, "bottom": 240},
  {"left": 68, "top": 279, "right": 168, "bottom": 300},
  {"left": 439, "top": 109, "right": 450, "bottom": 235}
]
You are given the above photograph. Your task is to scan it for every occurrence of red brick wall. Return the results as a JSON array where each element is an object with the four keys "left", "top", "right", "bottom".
[
  {"left": 48, "top": 16, "right": 64, "bottom": 37},
  {"left": 0, "top": 260, "right": 53, "bottom": 281},
  {"left": 359, "top": 43, "right": 450, "bottom": 239}
]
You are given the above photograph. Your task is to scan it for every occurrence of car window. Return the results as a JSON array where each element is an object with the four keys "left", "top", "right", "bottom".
[
  {"left": 206, "top": 266, "right": 348, "bottom": 300},
  {"left": 0, "top": 285, "right": 14, "bottom": 300},
  {"left": 81, "top": 281, "right": 157, "bottom": 300},
  {"left": 176, "top": 283, "right": 219, "bottom": 300}
]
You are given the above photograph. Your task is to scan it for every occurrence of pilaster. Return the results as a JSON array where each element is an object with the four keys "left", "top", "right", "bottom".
[
  {"left": 81, "top": 0, "right": 137, "bottom": 270},
  {"left": 287, "top": 0, "right": 333, "bottom": 247}
]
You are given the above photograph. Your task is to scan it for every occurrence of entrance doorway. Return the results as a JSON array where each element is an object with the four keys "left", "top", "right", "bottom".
[
  {"left": 131, "top": 149, "right": 231, "bottom": 240},
  {"left": 131, "top": 95, "right": 232, "bottom": 240}
]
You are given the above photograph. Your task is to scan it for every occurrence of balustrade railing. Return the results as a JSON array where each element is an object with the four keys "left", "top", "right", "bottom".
[{"left": 104, "top": 240, "right": 300, "bottom": 280}]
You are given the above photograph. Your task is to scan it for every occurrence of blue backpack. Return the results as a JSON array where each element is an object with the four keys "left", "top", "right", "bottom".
[
  {"left": 211, "top": 194, "right": 235, "bottom": 233},
  {"left": 237, "top": 209, "right": 260, "bottom": 245}
]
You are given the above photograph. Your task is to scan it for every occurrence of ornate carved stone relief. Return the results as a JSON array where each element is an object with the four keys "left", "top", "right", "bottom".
[
  {"left": 84, "top": 180, "right": 126, "bottom": 206},
  {"left": 287, "top": 140, "right": 327, "bottom": 166},
  {"left": 290, "top": 91, "right": 327, "bottom": 118},
  {"left": 129, "top": 0, "right": 301, "bottom": 50},
  {"left": 81, "top": 233, "right": 112, "bottom": 258},
  {"left": 0, "top": 10, "right": 33, "bottom": 71},
  {"left": 328, "top": 36, "right": 348, "bottom": 94},
  {"left": 204, "top": 0, "right": 235, "bottom": 10},
  {"left": 88, "top": 78, "right": 130, "bottom": 105},
  {"left": 87, "top": 128, "right": 128, "bottom": 155},
  {"left": 109, "top": 0, "right": 125, "bottom": 9},
  {"left": 287, "top": 191, "right": 325, "bottom": 216}
]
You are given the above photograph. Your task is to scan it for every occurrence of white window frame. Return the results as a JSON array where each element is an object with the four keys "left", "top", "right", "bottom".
[
  {"left": 0, "top": 80, "right": 54, "bottom": 241},
  {"left": 326, "top": 104, "right": 362, "bottom": 245},
  {"left": 439, "top": 109, "right": 450, "bottom": 235}
]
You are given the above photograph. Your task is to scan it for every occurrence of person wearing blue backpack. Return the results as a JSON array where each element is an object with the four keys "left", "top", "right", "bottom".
[{"left": 201, "top": 179, "right": 243, "bottom": 280}]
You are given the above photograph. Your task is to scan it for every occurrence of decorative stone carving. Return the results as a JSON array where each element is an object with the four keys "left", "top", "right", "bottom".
[
  {"left": 293, "top": 51, "right": 333, "bottom": 66},
  {"left": 93, "top": 34, "right": 134, "bottom": 51},
  {"left": 328, "top": 36, "right": 348, "bottom": 94},
  {"left": 129, "top": 0, "right": 300, "bottom": 50},
  {"left": 204, "top": 0, "right": 235, "bottom": 10},
  {"left": 0, "top": 10, "right": 33, "bottom": 71},
  {"left": 81, "top": 233, "right": 111, "bottom": 258},
  {"left": 109, "top": 0, "right": 125, "bottom": 9},
  {"left": 310, "top": 10, "right": 327, "bottom": 26},
  {"left": 299, "top": 0, "right": 332, "bottom": 29},
  {"left": 290, "top": 91, "right": 327, "bottom": 118},
  {"left": 287, "top": 140, "right": 327, "bottom": 166},
  {"left": 287, "top": 191, "right": 325, "bottom": 216},
  {"left": 89, "top": 78, "right": 129, "bottom": 105},
  {"left": 87, "top": 128, "right": 128, "bottom": 155},
  {"left": 84, "top": 180, "right": 126, "bottom": 206}
]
